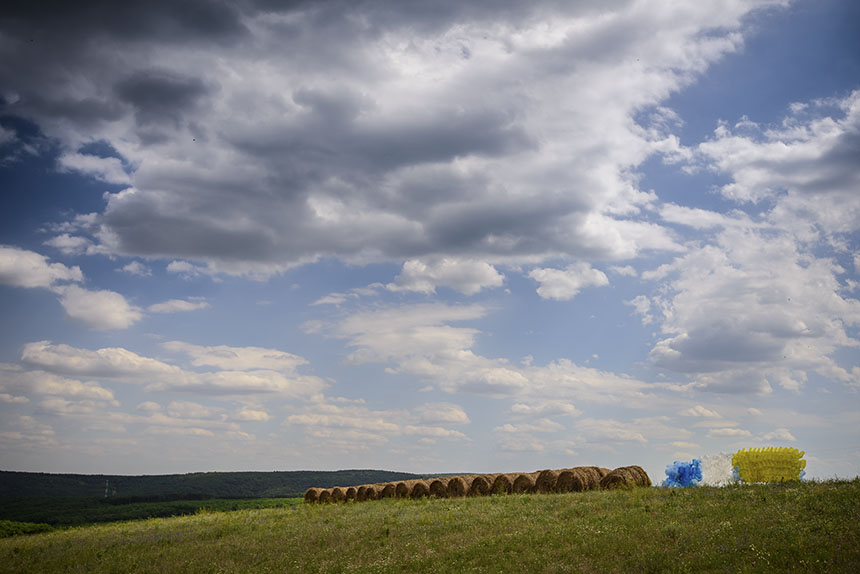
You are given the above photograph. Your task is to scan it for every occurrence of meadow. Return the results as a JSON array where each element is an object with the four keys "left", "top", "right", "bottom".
[{"left": 1, "top": 479, "right": 857, "bottom": 573}]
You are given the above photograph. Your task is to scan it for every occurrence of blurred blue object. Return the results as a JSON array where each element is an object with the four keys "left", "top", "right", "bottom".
[{"left": 662, "top": 459, "right": 702, "bottom": 487}]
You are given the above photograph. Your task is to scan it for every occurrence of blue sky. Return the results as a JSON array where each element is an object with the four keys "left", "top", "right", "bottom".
[{"left": 1, "top": 0, "right": 859, "bottom": 481}]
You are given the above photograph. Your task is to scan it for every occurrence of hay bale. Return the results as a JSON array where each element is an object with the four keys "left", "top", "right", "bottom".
[
  {"left": 555, "top": 468, "right": 588, "bottom": 492},
  {"left": 409, "top": 479, "right": 431, "bottom": 499},
  {"left": 512, "top": 472, "right": 540, "bottom": 494},
  {"left": 363, "top": 484, "right": 380, "bottom": 501},
  {"left": 428, "top": 477, "right": 450, "bottom": 498},
  {"left": 467, "top": 474, "right": 496, "bottom": 497},
  {"left": 596, "top": 467, "right": 612, "bottom": 479},
  {"left": 394, "top": 480, "right": 411, "bottom": 498},
  {"left": 600, "top": 465, "right": 652, "bottom": 489},
  {"left": 355, "top": 485, "right": 371, "bottom": 502},
  {"left": 535, "top": 469, "right": 560, "bottom": 493},
  {"left": 378, "top": 483, "right": 397, "bottom": 499},
  {"left": 304, "top": 487, "right": 320, "bottom": 504},
  {"left": 345, "top": 486, "right": 357, "bottom": 501},
  {"left": 317, "top": 489, "right": 332, "bottom": 503},
  {"left": 446, "top": 475, "right": 470, "bottom": 497},
  {"left": 491, "top": 473, "right": 517, "bottom": 495},
  {"left": 330, "top": 487, "right": 347, "bottom": 502}
]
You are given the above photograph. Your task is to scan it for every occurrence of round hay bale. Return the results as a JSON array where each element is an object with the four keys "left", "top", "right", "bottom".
[
  {"left": 600, "top": 466, "right": 651, "bottom": 489},
  {"left": 304, "top": 487, "right": 321, "bottom": 504},
  {"left": 535, "top": 469, "right": 560, "bottom": 493},
  {"left": 491, "top": 473, "right": 517, "bottom": 495},
  {"left": 446, "top": 475, "right": 469, "bottom": 497},
  {"left": 378, "top": 483, "right": 397, "bottom": 499},
  {"left": 556, "top": 468, "right": 588, "bottom": 492},
  {"left": 512, "top": 472, "right": 540, "bottom": 494},
  {"left": 579, "top": 467, "right": 604, "bottom": 490},
  {"left": 317, "top": 489, "right": 332, "bottom": 503},
  {"left": 394, "top": 481, "right": 411, "bottom": 498},
  {"left": 409, "top": 479, "right": 431, "bottom": 499},
  {"left": 627, "top": 465, "right": 651, "bottom": 487},
  {"left": 355, "top": 485, "right": 370, "bottom": 502},
  {"left": 428, "top": 477, "right": 450, "bottom": 498},
  {"left": 596, "top": 467, "right": 612, "bottom": 479},
  {"left": 467, "top": 474, "right": 495, "bottom": 497},
  {"left": 363, "top": 484, "right": 380, "bottom": 501},
  {"left": 345, "top": 486, "right": 357, "bottom": 501},
  {"left": 330, "top": 486, "right": 347, "bottom": 502}
]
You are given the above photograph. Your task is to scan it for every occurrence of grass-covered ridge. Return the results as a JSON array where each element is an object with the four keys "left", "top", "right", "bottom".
[{"left": 2, "top": 479, "right": 858, "bottom": 573}]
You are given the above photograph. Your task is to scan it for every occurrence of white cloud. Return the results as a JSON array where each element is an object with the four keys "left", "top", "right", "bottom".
[
  {"left": 413, "top": 402, "right": 470, "bottom": 425},
  {"left": 1, "top": 1, "right": 787, "bottom": 274},
  {"left": 53, "top": 285, "right": 143, "bottom": 330},
  {"left": 387, "top": 258, "right": 504, "bottom": 295},
  {"left": 147, "top": 298, "right": 210, "bottom": 313},
  {"left": 57, "top": 153, "right": 131, "bottom": 185},
  {"left": 645, "top": 221, "right": 860, "bottom": 392},
  {"left": 0, "top": 245, "right": 82, "bottom": 288},
  {"left": 625, "top": 295, "right": 653, "bottom": 325},
  {"left": 119, "top": 261, "right": 152, "bottom": 276},
  {"left": 509, "top": 401, "right": 581, "bottom": 418},
  {"left": 494, "top": 418, "right": 565, "bottom": 434},
  {"left": 21, "top": 340, "right": 325, "bottom": 398},
  {"left": 233, "top": 407, "right": 271, "bottom": 422},
  {"left": 43, "top": 234, "right": 95, "bottom": 256},
  {"left": 162, "top": 341, "right": 308, "bottom": 373},
  {"left": 680, "top": 405, "right": 721, "bottom": 418},
  {"left": 706, "top": 427, "right": 752, "bottom": 438},
  {"left": 136, "top": 401, "right": 162, "bottom": 412},
  {"left": 574, "top": 418, "right": 648, "bottom": 444},
  {"left": 528, "top": 262, "right": 609, "bottom": 301},
  {"left": 698, "top": 91, "right": 860, "bottom": 236},
  {"left": 761, "top": 428, "right": 796, "bottom": 442}
]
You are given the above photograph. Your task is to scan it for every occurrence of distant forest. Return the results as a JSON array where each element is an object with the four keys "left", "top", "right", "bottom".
[{"left": 0, "top": 469, "right": 426, "bottom": 500}]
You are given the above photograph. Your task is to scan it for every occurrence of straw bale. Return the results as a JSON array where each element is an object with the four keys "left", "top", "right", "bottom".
[
  {"left": 362, "top": 484, "right": 380, "bottom": 501},
  {"left": 491, "top": 473, "right": 517, "bottom": 495},
  {"left": 555, "top": 468, "right": 585, "bottom": 492},
  {"left": 535, "top": 469, "right": 560, "bottom": 493},
  {"left": 395, "top": 480, "right": 411, "bottom": 498},
  {"left": 512, "top": 472, "right": 541, "bottom": 494},
  {"left": 428, "top": 477, "right": 450, "bottom": 498},
  {"left": 304, "top": 487, "right": 320, "bottom": 504},
  {"left": 330, "top": 486, "right": 347, "bottom": 502},
  {"left": 467, "top": 474, "right": 496, "bottom": 497},
  {"left": 317, "top": 489, "right": 332, "bottom": 503},
  {"left": 596, "top": 467, "right": 612, "bottom": 479},
  {"left": 378, "top": 483, "right": 397, "bottom": 499},
  {"left": 446, "top": 475, "right": 470, "bottom": 497},
  {"left": 409, "top": 479, "right": 431, "bottom": 499},
  {"left": 355, "top": 485, "right": 371, "bottom": 502},
  {"left": 345, "top": 486, "right": 357, "bottom": 501},
  {"left": 599, "top": 465, "right": 652, "bottom": 489}
]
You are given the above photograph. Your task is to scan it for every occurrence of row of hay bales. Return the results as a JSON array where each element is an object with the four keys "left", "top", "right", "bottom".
[{"left": 304, "top": 465, "right": 651, "bottom": 503}]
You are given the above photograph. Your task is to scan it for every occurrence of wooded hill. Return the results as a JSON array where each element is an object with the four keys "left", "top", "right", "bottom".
[{"left": 0, "top": 469, "right": 424, "bottom": 500}]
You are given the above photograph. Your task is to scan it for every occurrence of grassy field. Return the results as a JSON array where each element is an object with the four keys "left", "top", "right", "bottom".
[
  {"left": 0, "top": 496, "right": 302, "bottom": 529},
  {"left": 1, "top": 479, "right": 858, "bottom": 573}
]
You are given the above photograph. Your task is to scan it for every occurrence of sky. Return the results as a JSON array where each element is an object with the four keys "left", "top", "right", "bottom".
[{"left": 1, "top": 0, "right": 859, "bottom": 482}]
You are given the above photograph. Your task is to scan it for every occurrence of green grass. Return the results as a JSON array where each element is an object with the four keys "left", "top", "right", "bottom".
[
  {"left": 1, "top": 480, "right": 858, "bottom": 573},
  {"left": 0, "top": 496, "right": 302, "bottom": 528}
]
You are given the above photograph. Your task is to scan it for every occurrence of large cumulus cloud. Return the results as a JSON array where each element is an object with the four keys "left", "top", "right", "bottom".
[{"left": 1, "top": 0, "right": 788, "bottom": 275}]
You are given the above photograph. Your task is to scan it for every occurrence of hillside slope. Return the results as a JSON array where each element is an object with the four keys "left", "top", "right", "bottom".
[{"left": 1, "top": 480, "right": 857, "bottom": 573}]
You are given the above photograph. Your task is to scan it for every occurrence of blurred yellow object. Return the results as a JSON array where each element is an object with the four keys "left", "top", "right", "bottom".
[{"left": 732, "top": 447, "right": 806, "bottom": 483}]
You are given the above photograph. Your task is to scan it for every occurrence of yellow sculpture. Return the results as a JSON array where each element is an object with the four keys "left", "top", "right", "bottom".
[{"left": 732, "top": 447, "right": 806, "bottom": 483}]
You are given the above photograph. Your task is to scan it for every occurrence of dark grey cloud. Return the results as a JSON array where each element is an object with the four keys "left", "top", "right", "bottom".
[
  {"left": 1, "top": 0, "right": 246, "bottom": 43},
  {"left": 1, "top": 0, "right": 782, "bottom": 272},
  {"left": 115, "top": 70, "right": 213, "bottom": 127}
]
